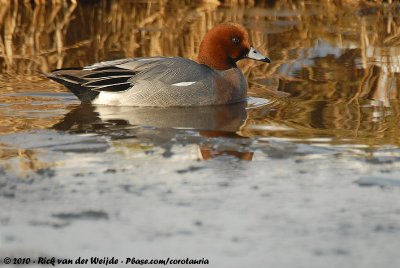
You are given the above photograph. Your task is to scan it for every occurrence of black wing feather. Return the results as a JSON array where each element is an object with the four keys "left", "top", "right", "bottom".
[
  {"left": 80, "top": 70, "right": 135, "bottom": 79},
  {"left": 90, "top": 82, "right": 132, "bottom": 92},
  {"left": 82, "top": 76, "right": 133, "bottom": 87},
  {"left": 46, "top": 66, "right": 136, "bottom": 101}
]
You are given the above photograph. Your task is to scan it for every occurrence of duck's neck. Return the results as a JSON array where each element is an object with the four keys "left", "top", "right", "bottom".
[{"left": 198, "top": 44, "right": 236, "bottom": 70}]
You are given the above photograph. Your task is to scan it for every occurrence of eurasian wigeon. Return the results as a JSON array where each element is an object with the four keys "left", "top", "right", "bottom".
[{"left": 47, "top": 23, "right": 271, "bottom": 107}]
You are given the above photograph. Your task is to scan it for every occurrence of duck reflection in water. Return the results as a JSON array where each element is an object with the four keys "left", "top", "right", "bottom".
[{"left": 53, "top": 102, "right": 254, "bottom": 161}]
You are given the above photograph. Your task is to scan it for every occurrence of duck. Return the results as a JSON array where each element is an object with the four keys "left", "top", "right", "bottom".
[{"left": 46, "top": 23, "right": 271, "bottom": 107}]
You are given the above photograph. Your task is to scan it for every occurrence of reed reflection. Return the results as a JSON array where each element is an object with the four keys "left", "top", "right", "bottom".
[
  {"left": 242, "top": 98, "right": 400, "bottom": 146},
  {"left": 276, "top": 48, "right": 400, "bottom": 104}
]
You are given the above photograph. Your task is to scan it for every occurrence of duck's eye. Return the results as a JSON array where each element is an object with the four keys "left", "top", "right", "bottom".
[{"left": 232, "top": 37, "right": 240, "bottom": 44}]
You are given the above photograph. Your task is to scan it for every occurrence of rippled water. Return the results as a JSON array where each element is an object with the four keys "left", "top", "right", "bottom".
[{"left": 1, "top": 1, "right": 400, "bottom": 267}]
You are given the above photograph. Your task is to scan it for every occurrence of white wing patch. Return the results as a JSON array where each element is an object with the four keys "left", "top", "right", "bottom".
[{"left": 172, "top": 81, "right": 196, "bottom": 87}]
